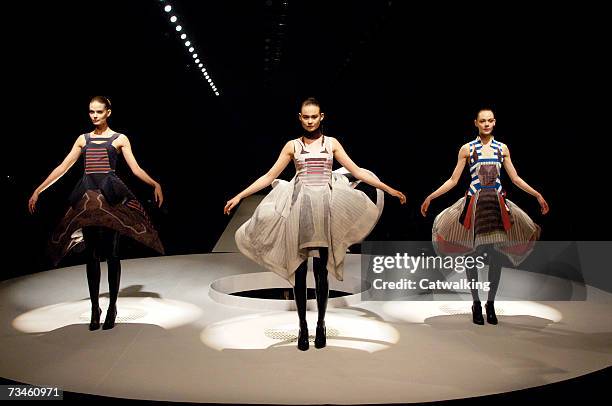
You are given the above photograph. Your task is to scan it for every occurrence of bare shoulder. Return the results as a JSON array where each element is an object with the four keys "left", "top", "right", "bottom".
[
  {"left": 328, "top": 136, "right": 340, "bottom": 151},
  {"left": 115, "top": 133, "right": 130, "bottom": 146},
  {"left": 459, "top": 143, "right": 470, "bottom": 156},
  {"left": 283, "top": 140, "right": 296, "bottom": 156},
  {"left": 284, "top": 139, "right": 296, "bottom": 150},
  {"left": 75, "top": 134, "right": 87, "bottom": 148}
]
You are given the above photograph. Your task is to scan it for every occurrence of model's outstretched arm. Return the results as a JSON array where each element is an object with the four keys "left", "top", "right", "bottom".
[
  {"left": 502, "top": 145, "right": 549, "bottom": 214},
  {"left": 118, "top": 135, "right": 164, "bottom": 207},
  {"left": 224, "top": 141, "right": 294, "bottom": 215},
  {"left": 332, "top": 138, "right": 406, "bottom": 204},
  {"left": 420, "top": 144, "right": 469, "bottom": 216},
  {"left": 28, "top": 135, "right": 85, "bottom": 213}
]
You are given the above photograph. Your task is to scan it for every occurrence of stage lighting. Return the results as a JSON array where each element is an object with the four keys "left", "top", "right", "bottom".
[
  {"left": 13, "top": 298, "right": 204, "bottom": 333},
  {"left": 160, "top": 1, "right": 220, "bottom": 96},
  {"left": 201, "top": 312, "right": 398, "bottom": 352}
]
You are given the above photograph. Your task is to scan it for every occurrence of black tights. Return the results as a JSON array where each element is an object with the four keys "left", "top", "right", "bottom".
[
  {"left": 83, "top": 227, "right": 121, "bottom": 310},
  {"left": 293, "top": 248, "right": 329, "bottom": 326},
  {"left": 465, "top": 244, "right": 507, "bottom": 302}
]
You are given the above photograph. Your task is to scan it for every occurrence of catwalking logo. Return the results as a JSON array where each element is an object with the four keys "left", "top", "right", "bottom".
[
  {"left": 372, "top": 278, "right": 491, "bottom": 292},
  {"left": 372, "top": 253, "right": 486, "bottom": 274}
]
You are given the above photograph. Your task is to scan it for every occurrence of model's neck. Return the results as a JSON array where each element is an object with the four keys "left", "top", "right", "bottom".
[
  {"left": 303, "top": 127, "right": 322, "bottom": 142},
  {"left": 93, "top": 124, "right": 111, "bottom": 135},
  {"left": 479, "top": 133, "right": 493, "bottom": 144}
]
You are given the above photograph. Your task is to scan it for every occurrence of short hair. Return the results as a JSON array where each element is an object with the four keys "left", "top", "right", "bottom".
[
  {"left": 475, "top": 108, "right": 495, "bottom": 119},
  {"left": 300, "top": 97, "right": 321, "bottom": 111},
  {"left": 89, "top": 96, "right": 112, "bottom": 110}
]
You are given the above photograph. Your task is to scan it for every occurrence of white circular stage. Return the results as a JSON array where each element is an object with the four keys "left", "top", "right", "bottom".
[{"left": 1, "top": 253, "right": 611, "bottom": 403}]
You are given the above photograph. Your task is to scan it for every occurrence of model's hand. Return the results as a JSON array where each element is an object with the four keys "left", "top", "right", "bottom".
[
  {"left": 388, "top": 188, "right": 407, "bottom": 205},
  {"left": 537, "top": 194, "right": 549, "bottom": 215},
  {"left": 28, "top": 191, "right": 39, "bottom": 214},
  {"left": 224, "top": 196, "right": 241, "bottom": 215},
  {"left": 154, "top": 184, "right": 164, "bottom": 207},
  {"left": 420, "top": 197, "right": 432, "bottom": 217}
]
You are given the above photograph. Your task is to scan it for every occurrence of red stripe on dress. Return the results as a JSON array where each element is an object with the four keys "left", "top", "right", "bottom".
[
  {"left": 498, "top": 194, "right": 512, "bottom": 231},
  {"left": 462, "top": 194, "right": 476, "bottom": 229}
]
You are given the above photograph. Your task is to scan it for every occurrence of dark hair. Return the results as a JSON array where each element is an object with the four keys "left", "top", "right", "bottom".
[
  {"left": 475, "top": 108, "right": 495, "bottom": 119},
  {"left": 300, "top": 97, "right": 321, "bottom": 111},
  {"left": 90, "top": 96, "right": 112, "bottom": 110}
]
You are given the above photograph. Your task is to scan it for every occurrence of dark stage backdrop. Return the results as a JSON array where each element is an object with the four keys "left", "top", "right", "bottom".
[{"left": 3, "top": 0, "right": 609, "bottom": 280}]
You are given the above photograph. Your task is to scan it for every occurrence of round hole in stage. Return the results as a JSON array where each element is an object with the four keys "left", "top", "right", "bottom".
[
  {"left": 231, "top": 287, "right": 351, "bottom": 300},
  {"left": 209, "top": 271, "right": 367, "bottom": 310}
]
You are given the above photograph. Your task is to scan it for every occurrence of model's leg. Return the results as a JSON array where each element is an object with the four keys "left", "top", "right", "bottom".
[
  {"left": 83, "top": 227, "right": 102, "bottom": 330},
  {"left": 293, "top": 260, "right": 309, "bottom": 351},
  {"left": 313, "top": 248, "right": 329, "bottom": 349},
  {"left": 485, "top": 246, "right": 504, "bottom": 325},
  {"left": 103, "top": 230, "right": 121, "bottom": 330},
  {"left": 465, "top": 251, "right": 484, "bottom": 325}
]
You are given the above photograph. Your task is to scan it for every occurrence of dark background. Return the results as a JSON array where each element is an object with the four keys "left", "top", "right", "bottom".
[{"left": 3, "top": 0, "right": 610, "bottom": 279}]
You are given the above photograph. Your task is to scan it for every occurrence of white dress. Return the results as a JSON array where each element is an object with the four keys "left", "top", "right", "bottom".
[{"left": 235, "top": 136, "right": 384, "bottom": 285}]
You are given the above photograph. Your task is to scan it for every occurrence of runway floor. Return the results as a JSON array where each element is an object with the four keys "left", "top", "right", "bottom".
[
  {"left": 1, "top": 251, "right": 612, "bottom": 403},
  {"left": 2, "top": 197, "right": 611, "bottom": 403}
]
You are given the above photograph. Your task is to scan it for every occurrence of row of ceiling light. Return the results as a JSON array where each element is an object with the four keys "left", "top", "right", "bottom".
[{"left": 159, "top": 0, "right": 219, "bottom": 96}]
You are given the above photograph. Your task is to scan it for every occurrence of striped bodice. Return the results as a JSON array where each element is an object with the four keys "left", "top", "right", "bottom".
[
  {"left": 467, "top": 137, "right": 505, "bottom": 196},
  {"left": 293, "top": 135, "right": 333, "bottom": 186},
  {"left": 83, "top": 133, "right": 120, "bottom": 175}
]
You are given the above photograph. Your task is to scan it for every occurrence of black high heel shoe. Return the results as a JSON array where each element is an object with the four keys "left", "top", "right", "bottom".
[
  {"left": 89, "top": 307, "right": 102, "bottom": 331},
  {"left": 297, "top": 323, "right": 309, "bottom": 351},
  {"left": 472, "top": 301, "right": 484, "bottom": 325},
  {"left": 314, "top": 321, "right": 326, "bottom": 349},
  {"left": 485, "top": 301, "right": 498, "bottom": 325},
  {"left": 102, "top": 306, "right": 117, "bottom": 330}
]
